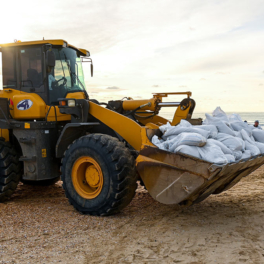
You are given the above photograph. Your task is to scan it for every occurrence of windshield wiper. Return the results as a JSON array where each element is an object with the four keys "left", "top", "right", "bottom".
[{"left": 58, "top": 51, "right": 67, "bottom": 85}]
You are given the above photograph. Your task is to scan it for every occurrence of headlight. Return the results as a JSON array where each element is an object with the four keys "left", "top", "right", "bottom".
[{"left": 68, "top": 100, "right": 76, "bottom": 107}]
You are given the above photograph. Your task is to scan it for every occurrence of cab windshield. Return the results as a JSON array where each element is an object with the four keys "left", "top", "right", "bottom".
[{"left": 49, "top": 47, "right": 86, "bottom": 104}]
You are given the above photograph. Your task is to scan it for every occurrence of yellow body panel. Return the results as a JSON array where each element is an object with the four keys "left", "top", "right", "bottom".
[
  {"left": 13, "top": 93, "right": 46, "bottom": 119},
  {"left": 0, "top": 89, "right": 47, "bottom": 120},
  {"left": 89, "top": 101, "right": 154, "bottom": 151},
  {"left": 66, "top": 92, "right": 86, "bottom": 100},
  {"left": 45, "top": 106, "right": 70, "bottom": 121},
  {"left": 0, "top": 129, "right": 9, "bottom": 141}
]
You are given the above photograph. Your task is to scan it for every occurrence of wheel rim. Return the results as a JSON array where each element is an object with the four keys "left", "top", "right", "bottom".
[{"left": 72, "top": 157, "right": 103, "bottom": 199}]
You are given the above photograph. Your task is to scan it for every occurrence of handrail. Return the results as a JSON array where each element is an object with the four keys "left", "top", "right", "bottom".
[{"left": 152, "top": 92, "right": 192, "bottom": 98}]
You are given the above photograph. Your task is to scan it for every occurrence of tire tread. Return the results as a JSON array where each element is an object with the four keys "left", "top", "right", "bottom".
[
  {"left": 0, "top": 141, "right": 22, "bottom": 202},
  {"left": 61, "top": 134, "right": 137, "bottom": 216}
]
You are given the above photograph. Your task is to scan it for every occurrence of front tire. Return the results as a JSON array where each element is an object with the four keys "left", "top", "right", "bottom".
[
  {"left": 61, "top": 134, "right": 137, "bottom": 216},
  {"left": 0, "top": 141, "right": 22, "bottom": 202}
]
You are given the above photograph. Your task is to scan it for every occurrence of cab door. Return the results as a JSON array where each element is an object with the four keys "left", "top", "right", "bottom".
[
  {"left": 18, "top": 46, "right": 48, "bottom": 104},
  {"left": 12, "top": 46, "right": 47, "bottom": 119}
]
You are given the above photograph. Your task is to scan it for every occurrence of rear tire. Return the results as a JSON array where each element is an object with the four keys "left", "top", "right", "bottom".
[
  {"left": 61, "top": 134, "right": 137, "bottom": 216},
  {"left": 0, "top": 141, "right": 22, "bottom": 202}
]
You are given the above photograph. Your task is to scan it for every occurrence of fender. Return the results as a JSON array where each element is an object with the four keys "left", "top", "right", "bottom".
[{"left": 56, "top": 122, "right": 99, "bottom": 158}]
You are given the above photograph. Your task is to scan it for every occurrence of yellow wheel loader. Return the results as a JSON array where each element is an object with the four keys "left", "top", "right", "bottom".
[{"left": 0, "top": 39, "right": 263, "bottom": 216}]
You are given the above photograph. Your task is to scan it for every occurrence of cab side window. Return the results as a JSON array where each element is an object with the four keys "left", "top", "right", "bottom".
[
  {"left": 20, "top": 48, "right": 43, "bottom": 88},
  {"left": 2, "top": 48, "right": 17, "bottom": 89}
]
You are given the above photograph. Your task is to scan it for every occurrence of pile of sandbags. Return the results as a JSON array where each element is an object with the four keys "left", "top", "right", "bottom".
[{"left": 152, "top": 107, "right": 264, "bottom": 165}]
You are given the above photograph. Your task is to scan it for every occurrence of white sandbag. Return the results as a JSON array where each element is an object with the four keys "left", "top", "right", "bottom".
[
  {"left": 235, "top": 137, "right": 245, "bottom": 152},
  {"left": 230, "top": 121, "right": 252, "bottom": 136},
  {"left": 176, "top": 141, "right": 228, "bottom": 165},
  {"left": 174, "top": 145, "right": 201, "bottom": 159},
  {"left": 178, "top": 119, "right": 192, "bottom": 127},
  {"left": 152, "top": 135, "right": 161, "bottom": 145},
  {"left": 234, "top": 131, "right": 243, "bottom": 139},
  {"left": 163, "top": 126, "right": 210, "bottom": 140},
  {"left": 168, "top": 133, "right": 207, "bottom": 152},
  {"left": 197, "top": 143, "right": 228, "bottom": 165},
  {"left": 240, "top": 129, "right": 255, "bottom": 145},
  {"left": 228, "top": 113, "right": 243, "bottom": 123},
  {"left": 196, "top": 125, "right": 218, "bottom": 139},
  {"left": 252, "top": 129, "right": 264, "bottom": 143},
  {"left": 212, "top": 107, "right": 229, "bottom": 123},
  {"left": 207, "top": 139, "right": 233, "bottom": 154},
  {"left": 254, "top": 142, "right": 264, "bottom": 154},
  {"left": 214, "top": 121, "right": 236, "bottom": 136},
  {"left": 241, "top": 150, "right": 251, "bottom": 160},
  {"left": 233, "top": 151, "right": 242, "bottom": 160},
  {"left": 151, "top": 135, "right": 167, "bottom": 151},
  {"left": 205, "top": 114, "right": 235, "bottom": 136},
  {"left": 245, "top": 141, "right": 261, "bottom": 156},
  {"left": 225, "top": 154, "right": 236, "bottom": 163},
  {"left": 202, "top": 119, "right": 209, "bottom": 125},
  {"left": 216, "top": 133, "right": 243, "bottom": 152},
  {"left": 205, "top": 113, "right": 230, "bottom": 125},
  {"left": 159, "top": 122, "right": 172, "bottom": 134}
]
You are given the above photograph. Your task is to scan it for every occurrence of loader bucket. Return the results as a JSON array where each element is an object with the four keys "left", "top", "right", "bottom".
[{"left": 136, "top": 145, "right": 264, "bottom": 206}]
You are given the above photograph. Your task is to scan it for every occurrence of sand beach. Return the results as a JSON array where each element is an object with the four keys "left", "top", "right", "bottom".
[{"left": 0, "top": 166, "right": 264, "bottom": 263}]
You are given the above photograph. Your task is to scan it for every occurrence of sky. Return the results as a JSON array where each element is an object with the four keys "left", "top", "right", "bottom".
[{"left": 0, "top": 0, "right": 263, "bottom": 113}]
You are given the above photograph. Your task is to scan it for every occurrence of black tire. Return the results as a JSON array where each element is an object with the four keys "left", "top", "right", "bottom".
[
  {"left": 61, "top": 134, "right": 137, "bottom": 216},
  {"left": 0, "top": 141, "right": 22, "bottom": 202}
]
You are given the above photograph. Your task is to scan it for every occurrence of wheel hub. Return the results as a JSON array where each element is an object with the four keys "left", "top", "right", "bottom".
[
  {"left": 72, "top": 157, "right": 103, "bottom": 199},
  {"left": 85, "top": 165, "right": 100, "bottom": 187}
]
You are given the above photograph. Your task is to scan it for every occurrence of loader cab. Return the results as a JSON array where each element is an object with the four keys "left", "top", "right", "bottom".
[{"left": 0, "top": 40, "right": 91, "bottom": 106}]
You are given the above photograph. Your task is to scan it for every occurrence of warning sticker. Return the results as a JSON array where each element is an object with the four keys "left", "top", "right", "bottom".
[{"left": 42, "top": 149, "right": 47, "bottom": 158}]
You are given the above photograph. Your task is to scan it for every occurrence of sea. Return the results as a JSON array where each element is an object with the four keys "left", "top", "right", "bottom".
[{"left": 160, "top": 111, "right": 264, "bottom": 127}]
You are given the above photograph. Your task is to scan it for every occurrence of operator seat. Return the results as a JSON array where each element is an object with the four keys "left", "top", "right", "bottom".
[{"left": 27, "top": 69, "right": 41, "bottom": 87}]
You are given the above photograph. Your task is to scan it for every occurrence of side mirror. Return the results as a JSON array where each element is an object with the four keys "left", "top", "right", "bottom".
[
  {"left": 91, "top": 63, "right": 93, "bottom": 77},
  {"left": 46, "top": 50, "right": 56, "bottom": 67}
]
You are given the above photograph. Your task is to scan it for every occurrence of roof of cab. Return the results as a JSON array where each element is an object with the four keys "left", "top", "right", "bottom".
[{"left": 0, "top": 39, "right": 89, "bottom": 56}]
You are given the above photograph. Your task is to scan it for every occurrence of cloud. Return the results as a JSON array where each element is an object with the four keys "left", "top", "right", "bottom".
[
  {"left": 106, "top": 86, "right": 120, "bottom": 90},
  {"left": 215, "top": 71, "right": 230, "bottom": 75},
  {"left": 134, "top": 96, "right": 142, "bottom": 99},
  {"left": 179, "top": 85, "right": 187, "bottom": 87},
  {"left": 259, "top": 83, "right": 263, "bottom": 86},
  {"left": 200, "top": 78, "right": 206, "bottom": 81},
  {"left": 1, "top": 0, "right": 264, "bottom": 112}
]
